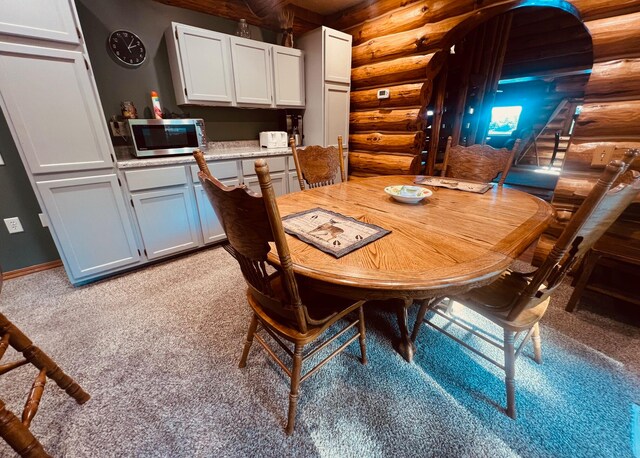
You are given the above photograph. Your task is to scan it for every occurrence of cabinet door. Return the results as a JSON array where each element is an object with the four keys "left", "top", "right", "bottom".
[
  {"left": 324, "top": 83, "right": 350, "bottom": 148},
  {"left": 194, "top": 179, "right": 239, "bottom": 244},
  {"left": 288, "top": 171, "right": 302, "bottom": 193},
  {"left": 324, "top": 28, "right": 352, "bottom": 84},
  {"left": 272, "top": 46, "right": 305, "bottom": 107},
  {"left": 0, "top": 43, "right": 114, "bottom": 173},
  {"left": 36, "top": 174, "right": 140, "bottom": 282},
  {"left": 244, "top": 172, "right": 287, "bottom": 196},
  {"left": 0, "top": 0, "right": 80, "bottom": 44},
  {"left": 131, "top": 187, "right": 200, "bottom": 260},
  {"left": 230, "top": 37, "right": 272, "bottom": 106},
  {"left": 175, "top": 24, "right": 234, "bottom": 104}
]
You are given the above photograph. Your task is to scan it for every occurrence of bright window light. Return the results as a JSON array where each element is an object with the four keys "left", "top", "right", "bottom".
[{"left": 488, "top": 106, "right": 523, "bottom": 136}]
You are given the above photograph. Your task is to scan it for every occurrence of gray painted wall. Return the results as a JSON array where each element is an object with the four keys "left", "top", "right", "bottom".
[
  {"left": 0, "top": 0, "right": 287, "bottom": 272},
  {"left": 0, "top": 111, "right": 59, "bottom": 272},
  {"left": 75, "top": 0, "right": 283, "bottom": 140}
]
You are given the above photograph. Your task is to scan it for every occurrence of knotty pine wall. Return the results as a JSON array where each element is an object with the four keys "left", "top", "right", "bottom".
[{"left": 329, "top": 0, "right": 640, "bottom": 224}]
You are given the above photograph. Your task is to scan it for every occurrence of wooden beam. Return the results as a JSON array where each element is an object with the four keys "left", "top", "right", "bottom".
[
  {"left": 351, "top": 13, "right": 472, "bottom": 67},
  {"left": 586, "top": 58, "right": 640, "bottom": 102},
  {"left": 587, "top": 11, "right": 640, "bottom": 62},
  {"left": 349, "top": 132, "right": 423, "bottom": 154},
  {"left": 351, "top": 52, "right": 445, "bottom": 89},
  {"left": 350, "top": 108, "right": 423, "bottom": 132},
  {"left": 570, "top": 0, "right": 640, "bottom": 20},
  {"left": 573, "top": 101, "right": 640, "bottom": 140},
  {"left": 325, "top": 0, "right": 423, "bottom": 31},
  {"left": 349, "top": 151, "right": 421, "bottom": 175},
  {"left": 450, "top": 30, "right": 477, "bottom": 145},
  {"left": 426, "top": 64, "right": 447, "bottom": 175},
  {"left": 244, "top": 0, "right": 289, "bottom": 17}
]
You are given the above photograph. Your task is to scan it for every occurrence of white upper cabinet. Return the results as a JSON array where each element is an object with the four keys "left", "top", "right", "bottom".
[
  {"left": 166, "top": 23, "right": 304, "bottom": 108},
  {"left": 0, "top": 43, "right": 114, "bottom": 173},
  {"left": 272, "top": 46, "right": 305, "bottom": 107},
  {"left": 167, "top": 23, "right": 235, "bottom": 105},
  {"left": 0, "top": 0, "right": 80, "bottom": 44},
  {"left": 230, "top": 37, "right": 273, "bottom": 106},
  {"left": 324, "top": 28, "right": 352, "bottom": 84},
  {"left": 36, "top": 174, "right": 140, "bottom": 282}
]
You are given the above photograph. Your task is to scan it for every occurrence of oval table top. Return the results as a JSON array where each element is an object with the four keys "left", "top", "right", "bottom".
[{"left": 270, "top": 175, "right": 554, "bottom": 301}]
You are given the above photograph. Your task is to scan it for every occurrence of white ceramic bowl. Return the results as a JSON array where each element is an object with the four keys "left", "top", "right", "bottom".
[{"left": 384, "top": 185, "right": 433, "bottom": 204}]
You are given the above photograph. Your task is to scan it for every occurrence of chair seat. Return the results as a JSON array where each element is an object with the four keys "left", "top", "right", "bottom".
[
  {"left": 247, "top": 275, "right": 363, "bottom": 345},
  {"left": 451, "top": 269, "right": 549, "bottom": 332}
]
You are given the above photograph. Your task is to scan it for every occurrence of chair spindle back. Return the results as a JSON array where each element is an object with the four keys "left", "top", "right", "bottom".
[
  {"left": 442, "top": 136, "right": 520, "bottom": 186},
  {"left": 291, "top": 136, "right": 346, "bottom": 190},
  {"left": 194, "top": 150, "right": 308, "bottom": 333},
  {"left": 507, "top": 149, "right": 640, "bottom": 321}
]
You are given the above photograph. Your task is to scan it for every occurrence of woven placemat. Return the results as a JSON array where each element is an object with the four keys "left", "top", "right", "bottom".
[
  {"left": 282, "top": 207, "right": 391, "bottom": 258},
  {"left": 414, "top": 176, "right": 493, "bottom": 193}
]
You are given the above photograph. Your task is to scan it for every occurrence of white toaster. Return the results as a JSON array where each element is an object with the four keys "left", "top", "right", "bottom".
[{"left": 260, "top": 131, "right": 288, "bottom": 148}]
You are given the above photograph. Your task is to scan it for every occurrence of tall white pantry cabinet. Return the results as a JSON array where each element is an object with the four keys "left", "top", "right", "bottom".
[
  {"left": 0, "top": 0, "right": 141, "bottom": 284},
  {"left": 298, "top": 27, "right": 352, "bottom": 149}
]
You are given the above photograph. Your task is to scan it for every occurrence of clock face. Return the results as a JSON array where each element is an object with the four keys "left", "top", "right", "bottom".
[{"left": 108, "top": 30, "right": 146, "bottom": 67}]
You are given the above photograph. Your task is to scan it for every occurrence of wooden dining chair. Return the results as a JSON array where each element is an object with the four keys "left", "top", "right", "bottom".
[
  {"left": 193, "top": 150, "right": 367, "bottom": 434},
  {"left": 290, "top": 136, "right": 346, "bottom": 190},
  {"left": 441, "top": 136, "right": 521, "bottom": 186},
  {"left": 0, "top": 270, "right": 90, "bottom": 457},
  {"left": 413, "top": 149, "right": 639, "bottom": 419}
]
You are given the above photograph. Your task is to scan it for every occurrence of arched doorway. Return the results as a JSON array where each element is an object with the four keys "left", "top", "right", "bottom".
[{"left": 424, "top": 4, "right": 593, "bottom": 196}]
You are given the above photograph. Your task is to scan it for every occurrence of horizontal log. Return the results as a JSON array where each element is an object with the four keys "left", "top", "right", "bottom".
[
  {"left": 351, "top": 82, "right": 427, "bottom": 110},
  {"left": 587, "top": 11, "right": 640, "bottom": 62},
  {"left": 347, "top": 1, "right": 434, "bottom": 45},
  {"left": 350, "top": 108, "right": 423, "bottom": 132},
  {"left": 351, "top": 13, "right": 471, "bottom": 67},
  {"left": 573, "top": 101, "right": 640, "bottom": 140},
  {"left": 570, "top": 0, "right": 640, "bottom": 20},
  {"left": 351, "top": 52, "right": 444, "bottom": 89},
  {"left": 349, "top": 151, "right": 421, "bottom": 175},
  {"left": 325, "top": 0, "right": 423, "bottom": 31},
  {"left": 562, "top": 140, "right": 640, "bottom": 173},
  {"left": 349, "top": 132, "right": 423, "bottom": 154},
  {"left": 585, "top": 58, "right": 640, "bottom": 102}
]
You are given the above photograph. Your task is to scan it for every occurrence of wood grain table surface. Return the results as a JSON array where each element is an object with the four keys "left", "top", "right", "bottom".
[{"left": 269, "top": 175, "right": 555, "bottom": 361}]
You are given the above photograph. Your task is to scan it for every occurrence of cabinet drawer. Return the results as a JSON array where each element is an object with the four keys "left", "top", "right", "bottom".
[
  {"left": 190, "top": 160, "right": 237, "bottom": 181},
  {"left": 242, "top": 156, "right": 286, "bottom": 176},
  {"left": 125, "top": 166, "right": 187, "bottom": 191}
]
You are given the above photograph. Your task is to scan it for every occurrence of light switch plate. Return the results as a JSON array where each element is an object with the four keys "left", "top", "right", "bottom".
[
  {"left": 591, "top": 145, "right": 615, "bottom": 167},
  {"left": 38, "top": 213, "right": 48, "bottom": 228}
]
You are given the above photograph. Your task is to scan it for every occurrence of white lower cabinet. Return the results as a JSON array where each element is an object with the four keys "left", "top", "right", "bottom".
[
  {"left": 244, "top": 172, "right": 287, "bottom": 196},
  {"left": 36, "top": 174, "right": 140, "bottom": 281},
  {"left": 288, "top": 171, "right": 301, "bottom": 193},
  {"left": 131, "top": 186, "right": 200, "bottom": 260}
]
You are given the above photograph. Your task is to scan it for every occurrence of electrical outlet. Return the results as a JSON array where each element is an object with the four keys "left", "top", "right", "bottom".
[
  {"left": 38, "top": 213, "right": 48, "bottom": 228},
  {"left": 4, "top": 217, "right": 24, "bottom": 234},
  {"left": 0, "top": 152, "right": 4, "bottom": 166},
  {"left": 591, "top": 145, "right": 615, "bottom": 167}
]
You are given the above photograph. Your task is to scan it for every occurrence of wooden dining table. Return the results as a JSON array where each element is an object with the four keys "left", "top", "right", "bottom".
[{"left": 268, "top": 175, "right": 555, "bottom": 362}]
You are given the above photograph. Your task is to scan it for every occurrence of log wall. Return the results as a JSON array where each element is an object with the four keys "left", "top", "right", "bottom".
[{"left": 338, "top": 0, "right": 640, "bottom": 199}]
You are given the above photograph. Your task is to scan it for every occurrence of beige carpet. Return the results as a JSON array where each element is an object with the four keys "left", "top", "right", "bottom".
[{"left": 0, "top": 247, "right": 638, "bottom": 457}]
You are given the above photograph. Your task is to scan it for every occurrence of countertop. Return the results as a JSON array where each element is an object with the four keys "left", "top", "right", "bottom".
[{"left": 115, "top": 140, "right": 300, "bottom": 169}]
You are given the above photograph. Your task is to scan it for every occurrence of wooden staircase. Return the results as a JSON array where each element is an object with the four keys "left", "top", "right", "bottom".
[{"left": 516, "top": 99, "right": 578, "bottom": 167}]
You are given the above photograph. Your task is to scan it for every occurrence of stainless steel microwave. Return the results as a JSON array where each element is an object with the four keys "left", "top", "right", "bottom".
[{"left": 127, "top": 118, "right": 207, "bottom": 158}]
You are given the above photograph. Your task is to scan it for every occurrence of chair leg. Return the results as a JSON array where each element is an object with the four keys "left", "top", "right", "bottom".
[
  {"left": 357, "top": 307, "right": 367, "bottom": 365},
  {"left": 504, "top": 330, "right": 517, "bottom": 419},
  {"left": 238, "top": 313, "right": 259, "bottom": 368},
  {"left": 286, "top": 344, "right": 303, "bottom": 435},
  {"left": 0, "top": 315, "right": 89, "bottom": 405},
  {"left": 531, "top": 323, "right": 542, "bottom": 364},
  {"left": 0, "top": 399, "right": 51, "bottom": 458}
]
